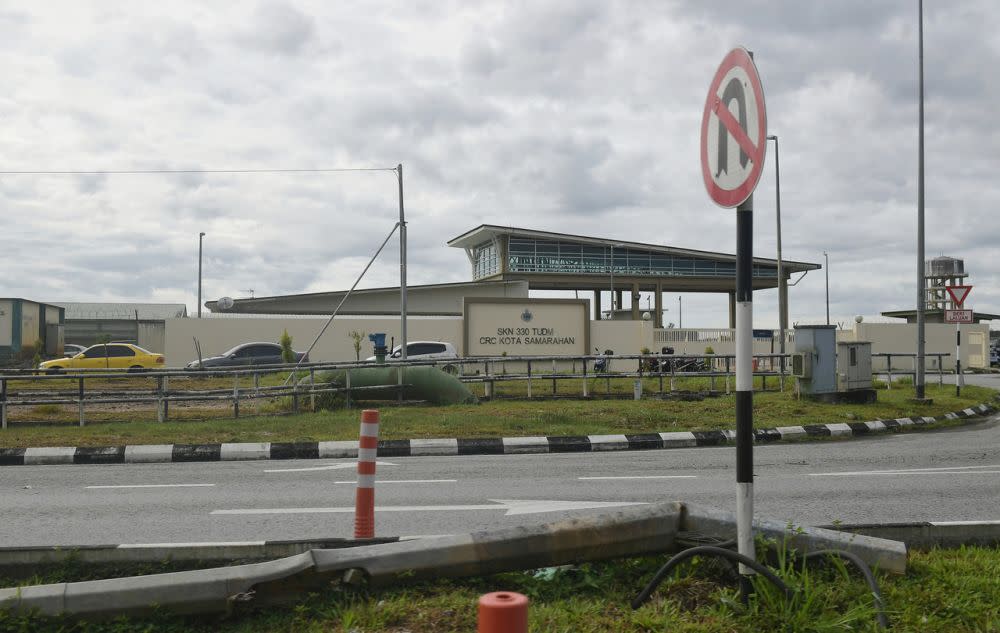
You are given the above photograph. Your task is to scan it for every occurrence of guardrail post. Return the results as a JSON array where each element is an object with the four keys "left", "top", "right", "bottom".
[
  {"left": 886, "top": 354, "right": 893, "bottom": 390},
  {"left": 670, "top": 359, "right": 676, "bottom": 392},
  {"left": 346, "top": 368, "right": 352, "bottom": 409},
  {"left": 293, "top": 372, "right": 300, "bottom": 414},
  {"left": 156, "top": 376, "right": 164, "bottom": 423},
  {"left": 484, "top": 361, "right": 493, "bottom": 399},
  {"left": 582, "top": 359, "right": 588, "bottom": 398},
  {"left": 78, "top": 377, "right": 85, "bottom": 427},
  {"left": 551, "top": 359, "right": 557, "bottom": 396},
  {"left": 309, "top": 368, "right": 316, "bottom": 411},
  {"left": 1, "top": 378, "right": 6, "bottom": 429},
  {"left": 725, "top": 356, "right": 731, "bottom": 394},
  {"left": 233, "top": 374, "right": 240, "bottom": 418},
  {"left": 937, "top": 354, "right": 944, "bottom": 386},
  {"left": 526, "top": 360, "right": 532, "bottom": 399},
  {"left": 254, "top": 372, "right": 261, "bottom": 414},
  {"left": 354, "top": 409, "right": 380, "bottom": 539}
]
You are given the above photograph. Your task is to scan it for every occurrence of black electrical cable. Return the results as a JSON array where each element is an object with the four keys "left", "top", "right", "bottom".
[
  {"left": 631, "top": 545, "right": 792, "bottom": 609},
  {"left": 804, "top": 549, "right": 890, "bottom": 630}
]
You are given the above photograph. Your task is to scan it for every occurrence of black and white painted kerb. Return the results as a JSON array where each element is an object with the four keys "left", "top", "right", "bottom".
[{"left": 0, "top": 403, "right": 992, "bottom": 467}]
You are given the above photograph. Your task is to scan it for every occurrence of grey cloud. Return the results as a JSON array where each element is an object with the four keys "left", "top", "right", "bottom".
[{"left": 238, "top": 2, "right": 316, "bottom": 56}]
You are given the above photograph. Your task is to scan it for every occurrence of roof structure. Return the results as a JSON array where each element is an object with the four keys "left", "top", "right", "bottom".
[{"left": 447, "top": 224, "right": 820, "bottom": 292}]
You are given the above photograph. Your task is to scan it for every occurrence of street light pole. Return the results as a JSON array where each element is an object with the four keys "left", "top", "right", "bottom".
[
  {"left": 198, "top": 232, "right": 205, "bottom": 318},
  {"left": 915, "top": 0, "right": 927, "bottom": 399},
  {"left": 767, "top": 135, "right": 786, "bottom": 367},
  {"left": 824, "top": 251, "right": 830, "bottom": 325}
]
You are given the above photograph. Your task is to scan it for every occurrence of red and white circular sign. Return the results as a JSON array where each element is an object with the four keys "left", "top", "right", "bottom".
[{"left": 700, "top": 47, "right": 767, "bottom": 208}]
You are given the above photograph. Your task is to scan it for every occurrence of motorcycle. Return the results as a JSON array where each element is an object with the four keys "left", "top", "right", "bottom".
[{"left": 593, "top": 348, "right": 613, "bottom": 373}]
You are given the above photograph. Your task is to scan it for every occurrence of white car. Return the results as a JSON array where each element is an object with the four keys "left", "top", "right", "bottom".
[{"left": 366, "top": 341, "right": 459, "bottom": 369}]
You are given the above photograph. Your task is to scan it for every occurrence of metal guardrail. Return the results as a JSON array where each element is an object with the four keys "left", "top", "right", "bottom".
[{"left": 0, "top": 352, "right": 952, "bottom": 428}]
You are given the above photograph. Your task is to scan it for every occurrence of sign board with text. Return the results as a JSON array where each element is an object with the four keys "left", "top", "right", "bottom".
[
  {"left": 945, "top": 309, "right": 973, "bottom": 324},
  {"left": 463, "top": 298, "right": 589, "bottom": 357}
]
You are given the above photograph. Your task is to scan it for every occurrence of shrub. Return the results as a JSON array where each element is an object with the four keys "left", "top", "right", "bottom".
[{"left": 279, "top": 329, "right": 294, "bottom": 364}]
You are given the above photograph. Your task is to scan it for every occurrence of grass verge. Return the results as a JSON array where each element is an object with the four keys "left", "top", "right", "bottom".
[
  {"left": 2, "top": 546, "right": 997, "bottom": 632},
  {"left": 0, "top": 383, "right": 993, "bottom": 448}
]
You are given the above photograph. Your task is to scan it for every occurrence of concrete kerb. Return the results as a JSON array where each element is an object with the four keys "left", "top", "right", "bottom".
[
  {"left": 0, "top": 501, "right": 909, "bottom": 619},
  {"left": 0, "top": 402, "right": 995, "bottom": 467}
]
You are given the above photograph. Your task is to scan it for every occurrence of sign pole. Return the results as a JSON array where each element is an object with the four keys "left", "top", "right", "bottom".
[
  {"left": 699, "top": 46, "right": 766, "bottom": 602},
  {"left": 955, "top": 322, "right": 961, "bottom": 397},
  {"left": 735, "top": 192, "right": 755, "bottom": 598}
]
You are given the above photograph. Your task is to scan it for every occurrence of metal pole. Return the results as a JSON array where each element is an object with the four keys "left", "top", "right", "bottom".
[
  {"left": 824, "top": 251, "right": 830, "bottom": 325},
  {"left": 397, "top": 164, "right": 407, "bottom": 361},
  {"left": 610, "top": 244, "right": 615, "bottom": 311},
  {"left": 955, "top": 323, "right": 960, "bottom": 397},
  {"left": 735, "top": 193, "right": 755, "bottom": 594},
  {"left": 916, "top": 0, "right": 927, "bottom": 399},
  {"left": 197, "top": 232, "right": 205, "bottom": 318},
  {"left": 678, "top": 296, "right": 682, "bottom": 328},
  {"left": 767, "top": 135, "right": 786, "bottom": 380}
]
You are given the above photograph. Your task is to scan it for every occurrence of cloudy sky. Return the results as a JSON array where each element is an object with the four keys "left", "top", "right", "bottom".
[{"left": 2, "top": 1, "right": 998, "bottom": 329}]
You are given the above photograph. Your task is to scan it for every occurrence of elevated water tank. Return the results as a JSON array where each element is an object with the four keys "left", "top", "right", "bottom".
[{"left": 926, "top": 256, "right": 964, "bottom": 277}]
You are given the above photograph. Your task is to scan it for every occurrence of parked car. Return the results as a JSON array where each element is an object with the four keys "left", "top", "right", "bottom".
[
  {"left": 366, "top": 341, "right": 458, "bottom": 362},
  {"left": 991, "top": 347, "right": 1000, "bottom": 367},
  {"left": 39, "top": 343, "right": 164, "bottom": 372},
  {"left": 186, "top": 342, "right": 308, "bottom": 369},
  {"left": 63, "top": 343, "right": 87, "bottom": 357}
]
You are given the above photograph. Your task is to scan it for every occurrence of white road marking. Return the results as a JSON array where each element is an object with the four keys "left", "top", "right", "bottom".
[
  {"left": 212, "top": 499, "right": 647, "bottom": 517},
  {"left": 332, "top": 479, "right": 457, "bottom": 484},
  {"left": 86, "top": 484, "right": 216, "bottom": 489},
  {"left": 578, "top": 475, "right": 697, "bottom": 480},
  {"left": 118, "top": 541, "right": 265, "bottom": 548},
  {"left": 264, "top": 461, "right": 397, "bottom": 473},
  {"left": 809, "top": 464, "right": 1000, "bottom": 477}
]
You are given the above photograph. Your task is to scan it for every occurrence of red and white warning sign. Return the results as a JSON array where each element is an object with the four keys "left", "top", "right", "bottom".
[
  {"left": 700, "top": 47, "right": 767, "bottom": 208},
  {"left": 945, "top": 285, "right": 972, "bottom": 308}
]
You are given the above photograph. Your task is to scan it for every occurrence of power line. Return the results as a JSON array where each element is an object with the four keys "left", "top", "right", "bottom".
[{"left": 0, "top": 167, "right": 396, "bottom": 175}]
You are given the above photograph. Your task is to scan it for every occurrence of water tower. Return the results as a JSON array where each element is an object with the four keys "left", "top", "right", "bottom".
[{"left": 925, "top": 256, "right": 968, "bottom": 310}]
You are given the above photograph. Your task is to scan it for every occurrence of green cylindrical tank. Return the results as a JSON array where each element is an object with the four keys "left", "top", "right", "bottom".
[{"left": 323, "top": 366, "right": 478, "bottom": 405}]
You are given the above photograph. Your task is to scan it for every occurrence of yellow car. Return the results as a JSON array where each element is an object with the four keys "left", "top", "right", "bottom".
[{"left": 40, "top": 343, "right": 165, "bottom": 373}]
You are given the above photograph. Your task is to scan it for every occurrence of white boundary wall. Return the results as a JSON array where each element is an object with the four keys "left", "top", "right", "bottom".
[{"left": 165, "top": 317, "right": 992, "bottom": 369}]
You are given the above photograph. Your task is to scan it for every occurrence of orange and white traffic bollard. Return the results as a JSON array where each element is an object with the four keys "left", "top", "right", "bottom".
[
  {"left": 354, "top": 409, "right": 380, "bottom": 539},
  {"left": 478, "top": 592, "right": 528, "bottom": 633}
]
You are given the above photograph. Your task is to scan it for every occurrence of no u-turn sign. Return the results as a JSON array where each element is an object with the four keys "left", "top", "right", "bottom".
[{"left": 701, "top": 47, "right": 767, "bottom": 208}]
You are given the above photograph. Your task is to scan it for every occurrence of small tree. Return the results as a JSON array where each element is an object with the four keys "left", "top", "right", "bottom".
[
  {"left": 348, "top": 330, "right": 367, "bottom": 361},
  {"left": 279, "top": 329, "right": 295, "bottom": 364}
]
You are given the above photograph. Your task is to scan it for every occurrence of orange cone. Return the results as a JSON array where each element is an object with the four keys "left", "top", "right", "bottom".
[{"left": 478, "top": 591, "right": 528, "bottom": 633}]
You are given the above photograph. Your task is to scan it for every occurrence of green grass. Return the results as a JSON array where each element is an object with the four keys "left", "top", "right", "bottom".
[
  {"left": 2, "top": 546, "right": 997, "bottom": 632},
  {"left": 0, "top": 383, "right": 993, "bottom": 448}
]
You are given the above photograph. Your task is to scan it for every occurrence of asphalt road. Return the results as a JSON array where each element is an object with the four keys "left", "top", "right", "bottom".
[{"left": 2, "top": 411, "right": 998, "bottom": 548}]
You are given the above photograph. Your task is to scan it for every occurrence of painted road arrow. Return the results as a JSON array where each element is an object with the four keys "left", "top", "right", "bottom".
[{"left": 211, "top": 499, "right": 648, "bottom": 517}]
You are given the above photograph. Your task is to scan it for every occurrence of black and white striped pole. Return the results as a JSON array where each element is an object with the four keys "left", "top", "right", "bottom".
[
  {"left": 700, "top": 47, "right": 767, "bottom": 600},
  {"left": 735, "top": 190, "right": 755, "bottom": 598}
]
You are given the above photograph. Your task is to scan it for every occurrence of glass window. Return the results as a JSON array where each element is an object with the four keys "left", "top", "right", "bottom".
[
  {"left": 83, "top": 345, "right": 108, "bottom": 358},
  {"left": 106, "top": 345, "right": 135, "bottom": 357}
]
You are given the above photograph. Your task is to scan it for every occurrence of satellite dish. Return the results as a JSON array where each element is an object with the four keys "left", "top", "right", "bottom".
[
  {"left": 641, "top": 311, "right": 652, "bottom": 321},
  {"left": 855, "top": 315, "right": 864, "bottom": 323},
  {"left": 217, "top": 296, "right": 235, "bottom": 310}
]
